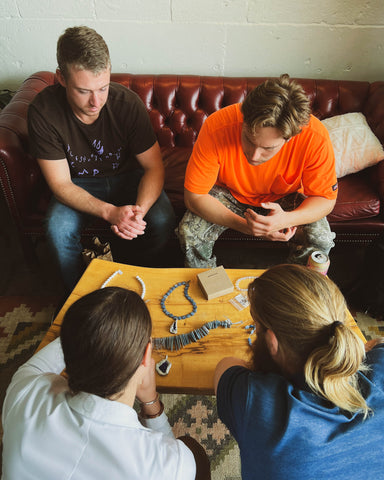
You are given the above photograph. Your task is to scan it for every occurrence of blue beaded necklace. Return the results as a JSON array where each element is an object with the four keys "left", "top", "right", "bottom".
[{"left": 160, "top": 281, "right": 197, "bottom": 334}]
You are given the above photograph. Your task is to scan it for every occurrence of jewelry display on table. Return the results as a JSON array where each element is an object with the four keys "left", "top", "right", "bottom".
[
  {"left": 136, "top": 275, "right": 146, "bottom": 299},
  {"left": 100, "top": 269, "right": 123, "bottom": 288},
  {"left": 153, "top": 318, "right": 241, "bottom": 351},
  {"left": 229, "top": 276, "right": 258, "bottom": 311},
  {"left": 235, "top": 276, "right": 258, "bottom": 291},
  {"left": 100, "top": 271, "right": 146, "bottom": 301},
  {"left": 98, "top": 271, "right": 253, "bottom": 375},
  {"left": 155, "top": 355, "right": 172, "bottom": 376},
  {"left": 245, "top": 324, "right": 256, "bottom": 346},
  {"left": 160, "top": 281, "right": 197, "bottom": 334}
]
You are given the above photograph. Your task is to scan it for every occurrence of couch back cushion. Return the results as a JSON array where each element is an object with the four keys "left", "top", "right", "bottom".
[
  {"left": 110, "top": 74, "right": 384, "bottom": 149},
  {"left": 3, "top": 72, "right": 384, "bottom": 151},
  {"left": 2, "top": 72, "right": 384, "bottom": 223}
]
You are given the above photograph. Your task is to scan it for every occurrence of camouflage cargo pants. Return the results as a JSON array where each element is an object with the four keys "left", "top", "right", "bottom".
[{"left": 175, "top": 186, "right": 336, "bottom": 268}]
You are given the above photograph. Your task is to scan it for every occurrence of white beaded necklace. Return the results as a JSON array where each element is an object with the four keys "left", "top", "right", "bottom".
[{"left": 235, "top": 276, "right": 258, "bottom": 292}]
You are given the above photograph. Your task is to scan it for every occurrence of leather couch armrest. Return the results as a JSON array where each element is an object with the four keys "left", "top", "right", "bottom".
[
  {"left": 0, "top": 130, "right": 42, "bottom": 218},
  {"left": 0, "top": 71, "right": 56, "bottom": 221},
  {"left": 373, "top": 160, "right": 384, "bottom": 206}
]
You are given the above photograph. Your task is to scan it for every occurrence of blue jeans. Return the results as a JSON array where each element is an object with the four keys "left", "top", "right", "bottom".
[{"left": 45, "top": 170, "right": 176, "bottom": 293}]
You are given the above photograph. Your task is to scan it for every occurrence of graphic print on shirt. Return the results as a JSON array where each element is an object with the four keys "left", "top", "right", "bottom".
[
  {"left": 66, "top": 141, "right": 122, "bottom": 176},
  {"left": 93, "top": 139, "right": 104, "bottom": 155}
]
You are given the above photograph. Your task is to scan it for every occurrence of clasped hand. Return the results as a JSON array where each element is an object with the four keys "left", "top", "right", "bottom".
[
  {"left": 244, "top": 202, "right": 297, "bottom": 241},
  {"left": 110, "top": 205, "right": 147, "bottom": 240}
]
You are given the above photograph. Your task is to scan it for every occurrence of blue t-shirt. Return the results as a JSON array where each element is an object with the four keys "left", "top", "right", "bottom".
[{"left": 217, "top": 343, "right": 384, "bottom": 480}]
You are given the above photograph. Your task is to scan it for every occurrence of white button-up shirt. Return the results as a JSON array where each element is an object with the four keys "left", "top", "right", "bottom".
[{"left": 2, "top": 338, "right": 196, "bottom": 480}]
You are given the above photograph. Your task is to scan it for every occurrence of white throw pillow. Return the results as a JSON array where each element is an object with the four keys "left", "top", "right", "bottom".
[{"left": 322, "top": 112, "right": 384, "bottom": 178}]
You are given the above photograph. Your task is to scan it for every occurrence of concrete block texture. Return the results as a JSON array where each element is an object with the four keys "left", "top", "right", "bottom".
[
  {"left": 225, "top": 24, "right": 384, "bottom": 80},
  {"left": 95, "top": 0, "right": 171, "bottom": 22},
  {"left": 0, "top": 0, "right": 383, "bottom": 89},
  {"left": 248, "top": 0, "right": 384, "bottom": 26}
]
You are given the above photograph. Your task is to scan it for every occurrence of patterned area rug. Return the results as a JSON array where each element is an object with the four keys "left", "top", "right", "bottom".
[
  {"left": 161, "top": 394, "right": 241, "bottom": 479},
  {"left": 0, "top": 297, "right": 58, "bottom": 478},
  {"left": 353, "top": 310, "right": 384, "bottom": 340},
  {"left": 1, "top": 297, "right": 383, "bottom": 479},
  {"left": 0, "top": 297, "right": 57, "bottom": 407}
]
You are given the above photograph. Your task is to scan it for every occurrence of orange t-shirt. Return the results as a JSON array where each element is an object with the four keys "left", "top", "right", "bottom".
[{"left": 184, "top": 103, "right": 338, "bottom": 206}]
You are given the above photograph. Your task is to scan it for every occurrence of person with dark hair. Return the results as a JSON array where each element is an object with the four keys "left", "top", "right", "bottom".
[
  {"left": 2, "top": 287, "right": 210, "bottom": 479},
  {"left": 28, "top": 26, "right": 175, "bottom": 293},
  {"left": 214, "top": 264, "right": 384, "bottom": 479},
  {"left": 176, "top": 74, "right": 337, "bottom": 267}
]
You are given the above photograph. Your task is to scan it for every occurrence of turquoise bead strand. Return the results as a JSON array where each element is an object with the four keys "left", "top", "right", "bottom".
[{"left": 160, "top": 281, "right": 197, "bottom": 321}]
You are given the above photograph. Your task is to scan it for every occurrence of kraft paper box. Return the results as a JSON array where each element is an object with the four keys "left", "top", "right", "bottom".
[{"left": 197, "top": 266, "right": 234, "bottom": 300}]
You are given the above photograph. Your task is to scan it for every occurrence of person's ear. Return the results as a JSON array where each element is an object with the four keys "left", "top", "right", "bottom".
[
  {"left": 141, "top": 341, "right": 152, "bottom": 368},
  {"left": 265, "top": 329, "right": 279, "bottom": 358},
  {"left": 56, "top": 68, "right": 66, "bottom": 87}
]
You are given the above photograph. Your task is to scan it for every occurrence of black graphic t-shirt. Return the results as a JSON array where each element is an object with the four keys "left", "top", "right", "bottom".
[{"left": 28, "top": 82, "right": 157, "bottom": 178}]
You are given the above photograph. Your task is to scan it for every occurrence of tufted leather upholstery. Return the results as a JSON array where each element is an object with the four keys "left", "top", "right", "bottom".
[{"left": 1, "top": 71, "right": 384, "bottom": 265}]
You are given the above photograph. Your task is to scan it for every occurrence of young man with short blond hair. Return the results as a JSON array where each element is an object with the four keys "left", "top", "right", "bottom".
[{"left": 28, "top": 26, "right": 175, "bottom": 292}]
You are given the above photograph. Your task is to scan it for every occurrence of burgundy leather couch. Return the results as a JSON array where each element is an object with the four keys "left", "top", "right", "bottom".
[{"left": 1, "top": 71, "right": 384, "bottom": 265}]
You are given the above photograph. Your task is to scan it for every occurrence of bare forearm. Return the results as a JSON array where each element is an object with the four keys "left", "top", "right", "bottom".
[
  {"left": 278, "top": 196, "right": 336, "bottom": 228},
  {"left": 185, "top": 189, "right": 336, "bottom": 240},
  {"left": 37, "top": 158, "right": 116, "bottom": 222},
  {"left": 185, "top": 192, "right": 251, "bottom": 234},
  {"left": 136, "top": 167, "right": 164, "bottom": 216},
  {"left": 244, "top": 196, "right": 335, "bottom": 240},
  {"left": 135, "top": 141, "right": 165, "bottom": 216},
  {"left": 52, "top": 181, "right": 116, "bottom": 222}
]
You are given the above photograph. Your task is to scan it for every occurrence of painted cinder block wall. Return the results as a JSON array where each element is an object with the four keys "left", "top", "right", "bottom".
[{"left": 0, "top": 0, "right": 383, "bottom": 89}]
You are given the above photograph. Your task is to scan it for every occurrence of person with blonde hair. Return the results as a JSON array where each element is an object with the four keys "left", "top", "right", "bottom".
[
  {"left": 176, "top": 74, "right": 337, "bottom": 268},
  {"left": 2, "top": 287, "right": 210, "bottom": 479},
  {"left": 214, "top": 264, "right": 384, "bottom": 479}
]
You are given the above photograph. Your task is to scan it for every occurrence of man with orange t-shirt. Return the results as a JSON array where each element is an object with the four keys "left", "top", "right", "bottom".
[{"left": 176, "top": 75, "right": 338, "bottom": 268}]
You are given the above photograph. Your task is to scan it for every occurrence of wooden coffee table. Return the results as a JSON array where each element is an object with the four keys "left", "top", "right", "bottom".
[{"left": 37, "top": 259, "right": 365, "bottom": 394}]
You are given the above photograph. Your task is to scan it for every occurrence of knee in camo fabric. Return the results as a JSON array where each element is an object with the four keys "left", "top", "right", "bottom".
[
  {"left": 176, "top": 186, "right": 249, "bottom": 267},
  {"left": 288, "top": 217, "right": 335, "bottom": 264},
  {"left": 176, "top": 211, "right": 226, "bottom": 267}
]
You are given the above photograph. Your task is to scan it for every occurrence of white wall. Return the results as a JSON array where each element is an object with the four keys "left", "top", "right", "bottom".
[{"left": 0, "top": 0, "right": 383, "bottom": 90}]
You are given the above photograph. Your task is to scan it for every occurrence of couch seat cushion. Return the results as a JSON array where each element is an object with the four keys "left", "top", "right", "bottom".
[{"left": 328, "top": 171, "right": 380, "bottom": 222}]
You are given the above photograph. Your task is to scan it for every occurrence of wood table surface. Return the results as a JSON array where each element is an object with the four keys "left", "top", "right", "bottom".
[{"left": 37, "top": 259, "right": 365, "bottom": 395}]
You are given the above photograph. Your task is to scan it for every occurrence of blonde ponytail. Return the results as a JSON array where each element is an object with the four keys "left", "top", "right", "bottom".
[
  {"left": 305, "top": 322, "right": 371, "bottom": 419},
  {"left": 248, "top": 264, "right": 371, "bottom": 418}
]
